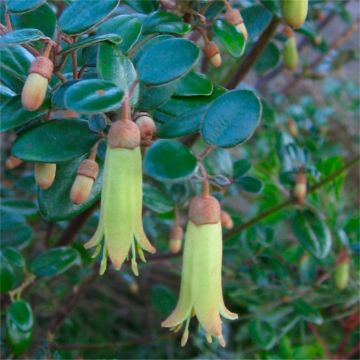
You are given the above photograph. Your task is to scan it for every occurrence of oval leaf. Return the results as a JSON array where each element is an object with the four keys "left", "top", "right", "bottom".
[
  {"left": 174, "top": 71, "right": 213, "bottom": 97},
  {"left": 213, "top": 19, "right": 246, "bottom": 58},
  {"left": 6, "top": 0, "right": 44, "bottom": 14},
  {"left": 0, "top": 28, "right": 46, "bottom": 46},
  {"left": 59, "top": 0, "right": 119, "bottom": 35},
  {"left": 137, "top": 38, "right": 199, "bottom": 86},
  {"left": 143, "top": 183, "right": 173, "bottom": 214},
  {"left": 201, "top": 90, "right": 262, "bottom": 148},
  {"left": 64, "top": 79, "right": 124, "bottom": 113},
  {"left": 30, "top": 246, "right": 79, "bottom": 277},
  {"left": 144, "top": 140, "right": 198, "bottom": 181},
  {"left": 6, "top": 300, "right": 33, "bottom": 355},
  {"left": 291, "top": 210, "right": 332, "bottom": 259},
  {"left": 11, "top": 119, "right": 99, "bottom": 162}
]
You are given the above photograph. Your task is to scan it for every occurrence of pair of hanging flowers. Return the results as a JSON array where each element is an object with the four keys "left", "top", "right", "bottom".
[{"left": 83, "top": 98, "right": 237, "bottom": 346}]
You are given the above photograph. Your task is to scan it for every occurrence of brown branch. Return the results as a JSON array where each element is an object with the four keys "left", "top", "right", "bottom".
[
  {"left": 57, "top": 201, "right": 99, "bottom": 246},
  {"left": 224, "top": 155, "right": 360, "bottom": 241},
  {"left": 226, "top": 16, "right": 281, "bottom": 89}
]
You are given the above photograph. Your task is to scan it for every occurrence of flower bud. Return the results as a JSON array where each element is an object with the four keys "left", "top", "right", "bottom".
[
  {"left": 169, "top": 225, "right": 183, "bottom": 254},
  {"left": 281, "top": 0, "right": 308, "bottom": 29},
  {"left": 21, "top": 56, "right": 53, "bottom": 111},
  {"left": 34, "top": 163, "right": 56, "bottom": 189},
  {"left": 70, "top": 159, "right": 99, "bottom": 205},
  {"left": 134, "top": 112, "right": 156, "bottom": 142},
  {"left": 204, "top": 42, "right": 221, "bottom": 68},
  {"left": 189, "top": 195, "right": 221, "bottom": 225},
  {"left": 293, "top": 169, "right": 306, "bottom": 205},
  {"left": 283, "top": 30, "right": 298, "bottom": 71},
  {"left": 5, "top": 156, "right": 23, "bottom": 170},
  {"left": 220, "top": 210, "right": 233, "bottom": 229},
  {"left": 287, "top": 118, "right": 298, "bottom": 137},
  {"left": 335, "top": 250, "right": 350, "bottom": 290},
  {"left": 224, "top": 8, "right": 248, "bottom": 40},
  {"left": 108, "top": 120, "right": 140, "bottom": 149}
]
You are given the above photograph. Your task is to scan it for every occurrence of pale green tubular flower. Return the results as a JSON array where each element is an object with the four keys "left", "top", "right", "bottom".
[
  {"left": 162, "top": 195, "right": 237, "bottom": 346},
  {"left": 84, "top": 116, "right": 156, "bottom": 275}
]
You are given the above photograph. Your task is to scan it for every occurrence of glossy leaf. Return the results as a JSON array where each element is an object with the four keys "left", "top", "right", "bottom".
[
  {"left": 10, "top": 3, "right": 56, "bottom": 38},
  {"left": 242, "top": 5, "right": 272, "bottom": 39},
  {"left": 255, "top": 42, "right": 281, "bottom": 73},
  {"left": 97, "top": 15, "right": 142, "bottom": 53},
  {"left": 60, "top": 34, "right": 122, "bottom": 56},
  {"left": 0, "top": 28, "right": 46, "bottom": 46},
  {"left": 0, "top": 45, "right": 33, "bottom": 93},
  {"left": 124, "top": 0, "right": 158, "bottom": 13},
  {"left": 248, "top": 319, "right": 276, "bottom": 350},
  {"left": 12, "top": 119, "right": 99, "bottom": 162},
  {"left": 64, "top": 79, "right": 124, "bottom": 113},
  {"left": 155, "top": 85, "right": 225, "bottom": 138},
  {"left": 201, "top": 90, "right": 262, "bottom": 148},
  {"left": 0, "top": 209, "right": 33, "bottom": 249},
  {"left": 0, "top": 95, "right": 50, "bottom": 132},
  {"left": 0, "top": 257, "right": 16, "bottom": 293},
  {"left": 1, "top": 199, "right": 38, "bottom": 218},
  {"left": 38, "top": 156, "right": 103, "bottom": 221},
  {"left": 142, "top": 11, "right": 191, "bottom": 35},
  {"left": 213, "top": 19, "right": 246, "bottom": 58},
  {"left": 97, "top": 43, "right": 138, "bottom": 105},
  {"left": 6, "top": 0, "right": 44, "bottom": 14},
  {"left": 174, "top": 71, "right": 213, "bottom": 97},
  {"left": 237, "top": 176, "right": 263, "bottom": 193},
  {"left": 292, "top": 210, "right": 332, "bottom": 259},
  {"left": 5, "top": 300, "right": 33, "bottom": 355},
  {"left": 234, "top": 159, "right": 252, "bottom": 178},
  {"left": 59, "top": 0, "right": 120, "bottom": 35},
  {"left": 136, "top": 38, "right": 199, "bottom": 86},
  {"left": 143, "top": 183, "right": 173, "bottom": 214},
  {"left": 144, "top": 140, "right": 198, "bottom": 181}
]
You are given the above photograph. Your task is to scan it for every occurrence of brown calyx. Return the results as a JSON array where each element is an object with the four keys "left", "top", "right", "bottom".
[
  {"left": 283, "top": 26, "right": 294, "bottom": 38},
  {"left": 224, "top": 8, "right": 243, "bottom": 25},
  {"left": 77, "top": 159, "right": 99, "bottom": 180},
  {"left": 203, "top": 41, "right": 219, "bottom": 59},
  {"left": 189, "top": 195, "right": 221, "bottom": 225},
  {"left": 108, "top": 120, "right": 140, "bottom": 149},
  {"left": 29, "top": 56, "right": 54, "bottom": 80}
]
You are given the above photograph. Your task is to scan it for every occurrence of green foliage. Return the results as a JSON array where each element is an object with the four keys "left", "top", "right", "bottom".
[{"left": 0, "top": 0, "right": 358, "bottom": 359}]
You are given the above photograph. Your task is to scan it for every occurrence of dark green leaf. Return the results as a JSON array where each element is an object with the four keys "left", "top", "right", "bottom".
[
  {"left": 248, "top": 319, "right": 276, "bottom": 350},
  {"left": 291, "top": 210, "right": 332, "bottom": 259},
  {"left": 242, "top": 5, "right": 272, "bottom": 39},
  {"left": 174, "top": 71, "right": 213, "bottom": 97},
  {"left": 6, "top": 0, "right": 44, "bottom": 14},
  {"left": 292, "top": 300, "right": 323, "bottom": 325},
  {"left": 142, "top": 10, "right": 191, "bottom": 35},
  {"left": 0, "top": 258, "right": 16, "bottom": 293},
  {"left": 1, "top": 199, "right": 38, "bottom": 217},
  {"left": 12, "top": 119, "right": 99, "bottom": 162},
  {"left": 30, "top": 246, "right": 79, "bottom": 277},
  {"left": 144, "top": 140, "right": 198, "bottom": 181},
  {"left": 0, "top": 84, "right": 16, "bottom": 102},
  {"left": 204, "top": 148, "right": 233, "bottom": 177},
  {"left": 0, "top": 28, "right": 46, "bottom": 46},
  {"left": 137, "top": 38, "right": 199, "bottom": 86},
  {"left": 0, "top": 208, "right": 33, "bottom": 249},
  {"left": 5, "top": 300, "right": 33, "bottom": 355},
  {"left": 2, "top": 248, "right": 25, "bottom": 268},
  {"left": 255, "top": 42, "right": 280, "bottom": 73},
  {"left": 234, "top": 159, "right": 252, "bottom": 178},
  {"left": 59, "top": 0, "right": 120, "bottom": 35},
  {"left": 143, "top": 183, "right": 173, "bottom": 214},
  {"left": 0, "top": 45, "right": 33, "bottom": 93},
  {"left": 0, "top": 95, "right": 50, "bottom": 132},
  {"left": 124, "top": 0, "right": 158, "bottom": 13},
  {"left": 64, "top": 79, "right": 124, "bottom": 113},
  {"left": 237, "top": 176, "right": 263, "bottom": 193},
  {"left": 52, "top": 80, "right": 79, "bottom": 109},
  {"left": 150, "top": 285, "right": 177, "bottom": 316},
  {"left": 155, "top": 85, "right": 225, "bottom": 138},
  {"left": 38, "top": 156, "right": 103, "bottom": 221},
  {"left": 60, "top": 34, "right": 122, "bottom": 55},
  {"left": 213, "top": 19, "right": 246, "bottom": 58},
  {"left": 11, "top": 3, "right": 56, "bottom": 38},
  {"left": 97, "top": 43, "right": 138, "bottom": 106},
  {"left": 201, "top": 90, "right": 262, "bottom": 148},
  {"left": 97, "top": 15, "right": 142, "bottom": 53}
]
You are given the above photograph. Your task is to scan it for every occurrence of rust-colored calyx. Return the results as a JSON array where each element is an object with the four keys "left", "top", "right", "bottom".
[
  {"left": 108, "top": 120, "right": 141, "bottom": 149},
  {"left": 189, "top": 195, "right": 221, "bottom": 225},
  {"left": 77, "top": 159, "right": 99, "bottom": 180},
  {"left": 29, "top": 56, "right": 54, "bottom": 79}
]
